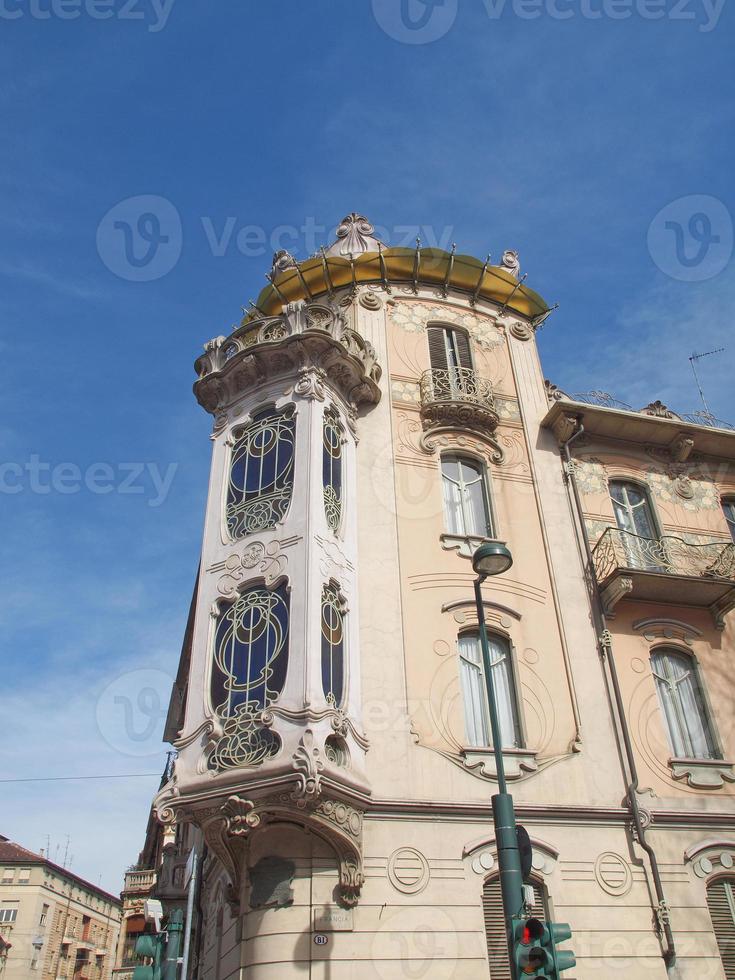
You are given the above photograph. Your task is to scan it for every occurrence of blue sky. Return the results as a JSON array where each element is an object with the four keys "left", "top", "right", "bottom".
[{"left": 1, "top": 0, "right": 733, "bottom": 893}]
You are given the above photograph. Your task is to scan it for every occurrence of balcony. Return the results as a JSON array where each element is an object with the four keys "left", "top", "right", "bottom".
[
  {"left": 592, "top": 527, "right": 735, "bottom": 627},
  {"left": 122, "top": 869, "right": 157, "bottom": 894},
  {"left": 419, "top": 367, "right": 499, "bottom": 434}
]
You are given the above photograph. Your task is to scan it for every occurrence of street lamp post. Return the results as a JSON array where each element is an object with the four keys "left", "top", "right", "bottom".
[{"left": 472, "top": 542, "right": 525, "bottom": 980}]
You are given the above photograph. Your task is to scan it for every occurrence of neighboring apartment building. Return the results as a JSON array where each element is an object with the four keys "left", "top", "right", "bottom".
[
  {"left": 136, "top": 213, "right": 735, "bottom": 978},
  {"left": 0, "top": 837, "right": 121, "bottom": 980}
]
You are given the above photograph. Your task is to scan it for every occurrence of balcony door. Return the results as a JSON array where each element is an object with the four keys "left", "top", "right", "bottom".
[
  {"left": 609, "top": 480, "right": 662, "bottom": 571},
  {"left": 428, "top": 325, "right": 472, "bottom": 397}
]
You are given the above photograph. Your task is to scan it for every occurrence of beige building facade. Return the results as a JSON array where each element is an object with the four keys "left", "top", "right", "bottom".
[
  {"left": 0, "top": 837, "right": 120, "bottom": 980},
  {"left": 144, "top": 213, "right": 735, "bottom": 978}
]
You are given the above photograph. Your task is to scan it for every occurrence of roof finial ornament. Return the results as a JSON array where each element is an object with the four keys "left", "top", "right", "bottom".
[
  {"left": 330, "top": 213, "right": 381, "bottom": 258},
  {"left": 501, "top": 249, "right": 521, "bottom": 280},
  {"left": 271, "top": 249, "right": 296, "bottom": 277}
]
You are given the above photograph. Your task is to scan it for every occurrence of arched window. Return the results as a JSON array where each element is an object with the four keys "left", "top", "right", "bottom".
[
  {"left": 723, "top": 499, "right": 735, "bottom": 543},
  {"left": 322, "top": 407, "right": 343, "bottom": 532},
  {"left": 459, "top": 632, "right": 521, "bottom": 749},
  {"left": 226, "top": 406, "right": 296, "bottom": 540},
  {"left": 321, "top": 583, "right": 345, "bottom": 707},
  {"left": 210, "top": 583, "right": 290, "bottom": 719},
  {"left": 442, "top": 455, "right": 494, "bottom": 538},
  {"left": 483, "top": 876, "right": 549, "bottom": 977},
  {"left": 651, "top": 648, "right": 717, "bottom": 760},
  {"left": 707, "top": 878, "right": 735, "bottom": 979},
  {"left": 609, "top": 479, "right": 661, "bottom": 570}
]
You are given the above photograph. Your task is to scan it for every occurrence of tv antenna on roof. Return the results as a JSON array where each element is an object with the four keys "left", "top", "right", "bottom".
[{"left": 689, "top": 348, "right": 725, "bottom": 416}]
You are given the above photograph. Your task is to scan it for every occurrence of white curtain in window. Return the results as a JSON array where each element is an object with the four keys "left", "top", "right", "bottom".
[
  {"left": 459, "top": 634, "right": 518, "bottom": 748},
  {"left": 651, "top": 649, "right": 715, "bottom": 759},
  {"left": 441, "top": 456, "right": 492, "bottom": 537}
]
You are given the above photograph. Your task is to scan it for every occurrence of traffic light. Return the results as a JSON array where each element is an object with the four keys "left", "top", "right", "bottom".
[{"left": 512, "top": 916, "right": 576, "bottom": 978}]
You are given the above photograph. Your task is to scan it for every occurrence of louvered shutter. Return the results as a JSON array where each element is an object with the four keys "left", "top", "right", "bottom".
[
  {"left": 454, "top": 329, "right": 473, "bottom": 369},
  {"left": 707, "top": 879, "right": 735, "bottom": 978},
  {"left": 482, "top": 878, "right": 545, "bottom": 978},
  {"left": 427, "top": 327, "right": 449, "bottom": 372}
]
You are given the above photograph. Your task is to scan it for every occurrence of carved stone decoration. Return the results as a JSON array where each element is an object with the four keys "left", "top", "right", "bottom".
[
  {"left": 209, "top": 536, "right": 299, "bottom": 595},
  {"left": 359, "top": 290, "right": 383, "bottom": 311},
  {"left": 212, "top": 411, "right": 229, "bottom": 436},
  {"left": 271, "top": 250, "right": 297, "bottom": 276},
  {"left": 599, "top": 576, "right": 634, "bottom": 616},
  {"left": 551, "top": 411, "right": 580, "bottom": 445},
  {"left": 293, "top": 366, "right": 327, "bottom": 401},
  {"left": 194, "top": 298, "right": 382, "bottom": 410},
  {"left": 544, "top": 379, "right": 568, "bottom": 402},
  {"left": 594, "top": 852, "right": 633, "bottom": 897},
  {"left": 673, "top": 475, "right": 695, "bottom": 499},
  {"left": 509, "top": 321, "right": 532, "bottom": 341},
  {"left": 291, "top": 729, "right": 324, "bottom": 808},
  {"left": 501, "top": 249, "right": 521, "bottom": 279},
  {"left": 387, "top": 847, "right": 430, "bottom": 895},
  {"left": 330, "top": 213, "right": 381, "bottom": 257},
  {"left": 420, "top": 428, "right": 505, "bottom": 465},
  {"left": 640, "top": 400, "right": 679, "bottom": 420},
  {"left": 670, "top": 434, "right": 695, "bottom": 464},
  {"left": 223, "top": 796, "right": 261, "bottom": 837}
]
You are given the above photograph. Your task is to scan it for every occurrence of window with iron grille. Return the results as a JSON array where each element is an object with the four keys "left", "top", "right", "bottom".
[
  {"left": 211, "top": 583, "right": 290, "bottom": 719},
  {"left": 707, "top": 878, "right": 735, "bottom": 979},
  {"left": 322, "top": 407, "right": 344, "bottom": 533},
  {"left": 482, "top": 877, "right": 548, "bottom": 977},
  {"left": 226, "top": 406, "right": 295, "bottom": 540},
  {"left": 321, "top": 583, "right": 346, "bottom": 707}
]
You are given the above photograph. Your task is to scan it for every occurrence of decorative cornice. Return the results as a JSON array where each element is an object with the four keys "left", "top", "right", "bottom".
[{"left": 194, "top": 299, "right": 381, "bottom": 413}]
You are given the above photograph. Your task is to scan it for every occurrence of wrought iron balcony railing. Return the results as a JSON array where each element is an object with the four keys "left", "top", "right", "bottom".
[
  {"left": 419, "top": 367, "right": 499, "bottom": 432},
  {"left": 591, "top": 527, "right": 735, "bottom": 626}
]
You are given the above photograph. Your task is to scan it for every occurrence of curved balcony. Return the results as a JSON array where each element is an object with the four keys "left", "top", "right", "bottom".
[
  {"left": 591, "top": 527, "right": 735, "bottom": 628},
  {"left": 419, "top": 367, "right": 499, "bottom": 434}
]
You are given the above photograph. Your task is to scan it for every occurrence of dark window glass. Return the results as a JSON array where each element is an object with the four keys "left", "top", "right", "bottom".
[
  {"left": 323, "top": 408, "right": 343, "bottom": 532},
  {"left": 321, "top": 584, "right": 345, "bottom": 707},
  {"left": 227, "top": 407, "right": 295, "bottom": 539}
]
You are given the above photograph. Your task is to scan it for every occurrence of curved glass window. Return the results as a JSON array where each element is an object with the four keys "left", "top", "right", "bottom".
[
  {"left": 210, "top": 583, "right": 290, "bottom": 719},
  {"left": 442, "top": 455, "right": 493, "bottom": 537},
  {"left": 459, "top": 632, "right": 520, "bottom": 748},
  {"left": 323, "top": 407, "right": 343, "bottom": 532},
  {"left": 321, "top": 583, "right": 345, "bottom": 707},
  {"left": 226, "top": 407, "right": 295, "bottom": 540},
  {"left": 651, "top": 648, "right": 717, "bottom": 760}
]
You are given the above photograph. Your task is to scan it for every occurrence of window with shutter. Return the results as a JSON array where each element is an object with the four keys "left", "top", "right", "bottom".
[
  {"left": 482, "top": 877, "right": 547, "bottom": 978},
  {"left": 707, "top": 879, "right": 735, "bottom": 979},
  {"left": 427, "top": 325, "right": 473, "bottom": 372}
]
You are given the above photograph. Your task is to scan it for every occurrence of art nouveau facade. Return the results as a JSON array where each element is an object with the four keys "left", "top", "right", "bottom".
[{"left": 148, "top": 214, "right": 735, "bottom": 978}]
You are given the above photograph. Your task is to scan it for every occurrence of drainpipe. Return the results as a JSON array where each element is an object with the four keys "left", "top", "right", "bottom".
[{"left": 560, "top": 419, "right": 676, "bottom": 969}]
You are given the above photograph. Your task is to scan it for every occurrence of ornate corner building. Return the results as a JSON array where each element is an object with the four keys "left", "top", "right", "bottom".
[{"left": 133, "top": 214, "right": 735, "bottom": 978}]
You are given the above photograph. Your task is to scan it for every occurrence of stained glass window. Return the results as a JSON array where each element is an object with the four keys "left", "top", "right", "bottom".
[
  {"left": 323, "top": 407, "right": 343, "bottom": 532},
  {"left": 321, "top": 583, "right": 345, "bottom": 707},
  {"left": 226, "top": 406, "right": 295, "bottom": 540},
  {"left": 209, "top": 583, "right": 289, "bottom": 770},
  {"left": 211, "top": 583, "right": 289, "bottom": 718}
]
